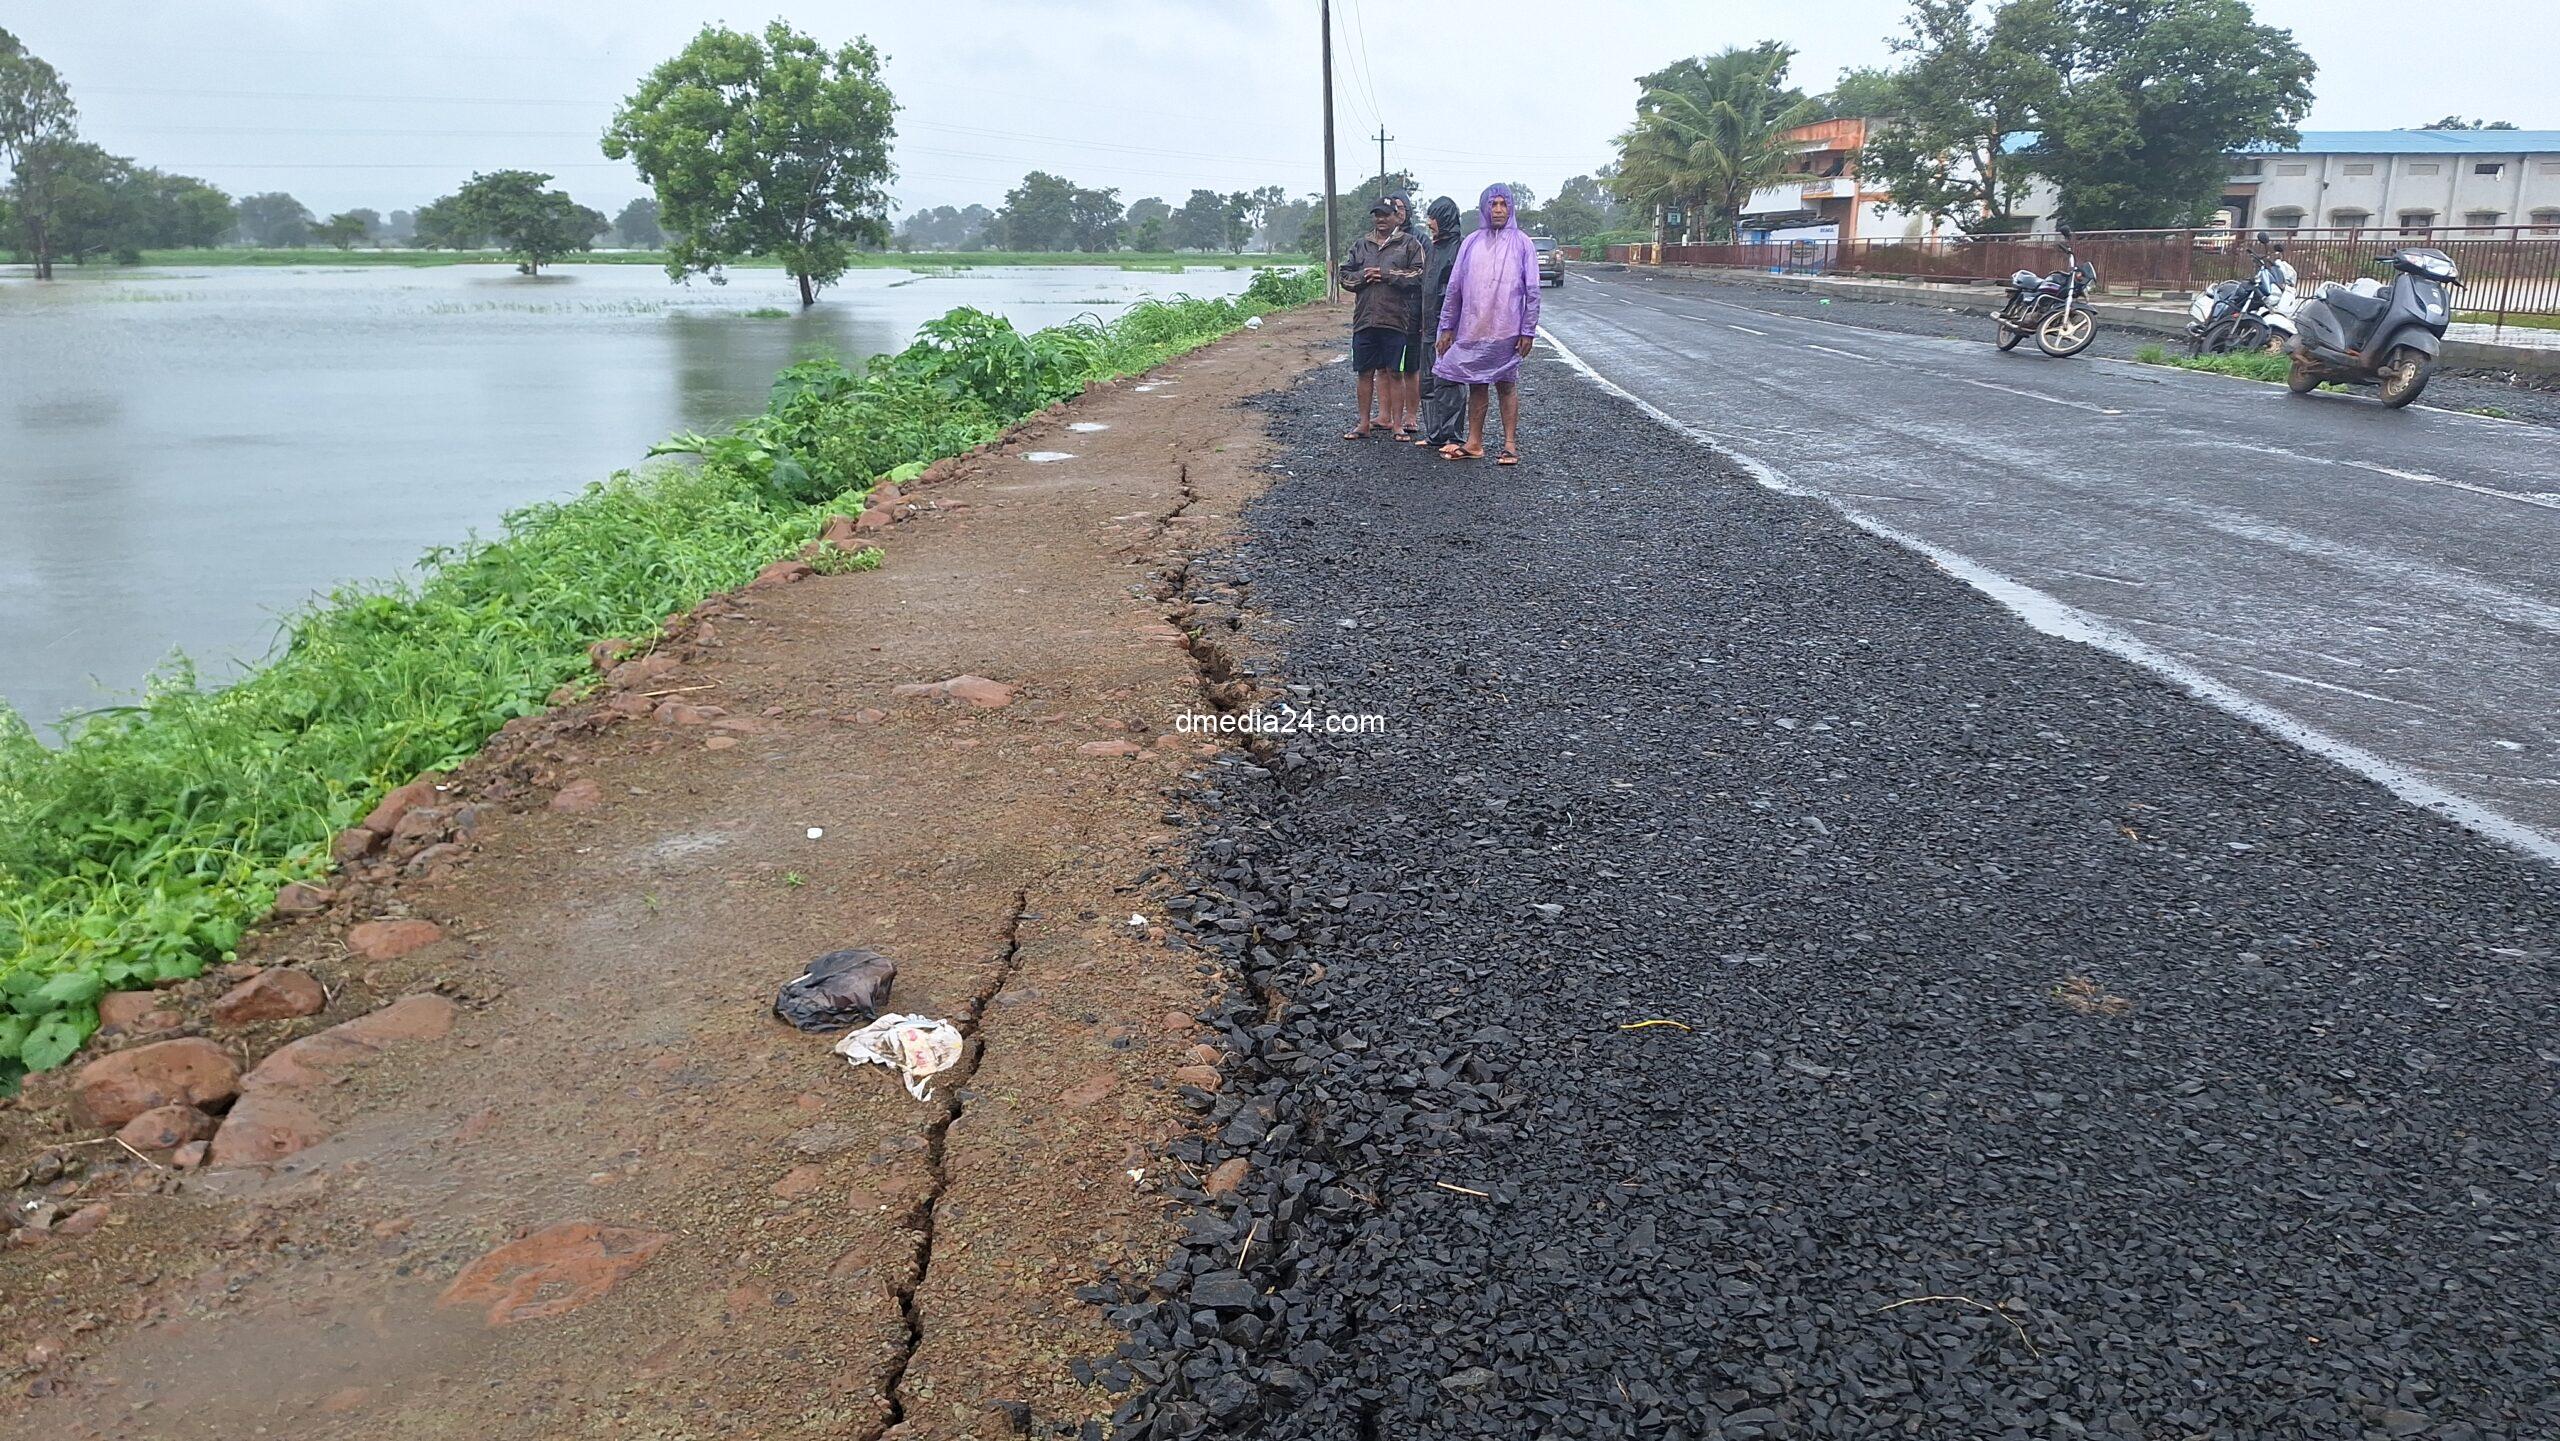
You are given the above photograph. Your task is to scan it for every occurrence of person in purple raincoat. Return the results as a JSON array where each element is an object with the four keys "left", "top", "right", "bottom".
[{"left": 1432, "top": 183, "right": 1540, "bottom": 465}]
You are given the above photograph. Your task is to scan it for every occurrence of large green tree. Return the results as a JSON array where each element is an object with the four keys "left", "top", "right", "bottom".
[
  {"left": 1, "top": 27, "right": 79, "bottom": 277},
  {"left": 1066, "top": 184, "right": 1124, "bottom": 252},
  {"left": 996, "top": 170, "right": 1077, "bottom": 250},
  {"left": 422, "top": 170, "right": 606, "bottom": 273},
  {"left": 1612, "top": 43, "right": 1818, "bottom": 241},
  {"left": 313, "top": 210, "right": 371, "bottom": 250},
  {"left": 2024, "top": 0, "right": 2314, "bottom": 228},
  {"left": 141, "top": 171, "right": 232, "bottom": 248},
  {"left": 604, "top": 21, "right": 898, "bottom": 305},
  {"left": 612, "top": 195, "right": 662, "bottom": 247},
  {"left": 1856, "top": 0, "right": 2061, "bottom": 232},
  {"left": 235, "top": 191, "right": 313, "bottom": 247}
]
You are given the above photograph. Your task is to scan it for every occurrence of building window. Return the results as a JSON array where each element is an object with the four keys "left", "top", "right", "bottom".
[
  {"left": 2276, "top": 162, "right": 2309, "bottom": 176},
  {"left": 2265, "top": 208, "right": 2306, "bottom": 230},
  {"left": 2533, "top": 209, "right": 2560, "bottom": 234},
  {"left": 2230, "top": 158, "right": 2263, "bottom": 176},
  {"left": 2343, "top": 162, "right": 2375, "bottom": 176},
  {"left": 2329, "top": 209, "right": 2369, "bottom": 232},
  {"left": 2474, "top": 163, "right": 2505, "bottom": 176},
  {"left": 2465, "top": 211, "right": 2504, "bottom": 228},
  {"left": 2408, "top": 163, "right": 2441, "bottom": 176},
  {"left": 2397, "top": 210, "right": 2436, "bottom": 234}
]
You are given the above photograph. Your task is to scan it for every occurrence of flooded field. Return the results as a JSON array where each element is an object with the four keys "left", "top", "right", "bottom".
[{"left": 0, "top": 260, "right": 1257, "bottom": 730}]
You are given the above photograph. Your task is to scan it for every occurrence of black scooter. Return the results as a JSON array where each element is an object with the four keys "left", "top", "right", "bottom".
[{"left": 2285, "top": 247, "right": 2460, "bottom": 408}]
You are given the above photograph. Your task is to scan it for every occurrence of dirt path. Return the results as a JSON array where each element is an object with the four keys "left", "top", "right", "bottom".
[{"left": 1, "top": 308, "right": 1337, "bottom": 1438}]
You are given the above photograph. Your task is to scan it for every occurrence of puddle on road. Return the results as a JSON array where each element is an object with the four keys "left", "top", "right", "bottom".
[
  {"left": 1068, "top": 422, "right": 1110, "bottom": 432},
  {"left": 1024, "top": 451, "right": 1077, "bottom": 463}
]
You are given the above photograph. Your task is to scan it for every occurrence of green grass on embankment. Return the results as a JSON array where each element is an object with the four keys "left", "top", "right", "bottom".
[
  {"left": 2456, "top": 311, "right": 2560, "bottom": 333},
  {"left": 132, "top": 248, "right": 1314, "bottom": 272},
  {"left": 0, "top": 265, "right": 1323, "bottom": 1087},
  {"left": 2134, "top": 343, "right": 2294, "bottom": 383}
]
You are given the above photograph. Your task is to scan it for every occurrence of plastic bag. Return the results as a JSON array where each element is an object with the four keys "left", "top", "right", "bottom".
[
  {"left": 774, "top": 948, "right": 898, "bottom": 1032},
  {"left": 833, "top": 1014, "right": 965, "bottom": 1101}
]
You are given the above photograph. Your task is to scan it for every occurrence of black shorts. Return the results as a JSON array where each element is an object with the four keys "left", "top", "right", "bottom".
[
  {"left": 1394, "top": 331, "right": 1425, "bottom": 375},
  {"left": 1351, "top": 326, "right": 1408, "bottom": 373}
]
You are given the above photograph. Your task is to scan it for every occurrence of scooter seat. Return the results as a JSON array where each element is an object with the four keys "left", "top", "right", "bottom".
[{"left": 2325, "top": 288, "right": 2389, "bottom": 327}]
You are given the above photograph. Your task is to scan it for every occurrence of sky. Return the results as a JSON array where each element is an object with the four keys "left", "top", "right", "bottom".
[{"left": 11, "top": 0, "right": 2557, "bottom": 224}]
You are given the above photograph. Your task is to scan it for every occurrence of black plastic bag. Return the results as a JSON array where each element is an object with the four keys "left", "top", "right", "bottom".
[{"left": 774, "top": 948, "right": 898, "bottom": 1032}]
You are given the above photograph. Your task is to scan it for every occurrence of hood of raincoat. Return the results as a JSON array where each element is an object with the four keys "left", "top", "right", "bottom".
[
  {"left": 1426, "top": 195, "right": 1463, "bottom": 247},
  {"left": 1477, "top": 184, "right": 1519, "bottom": 230}
]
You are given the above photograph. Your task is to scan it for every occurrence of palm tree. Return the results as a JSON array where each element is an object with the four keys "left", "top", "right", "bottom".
[{"left": 1612, "top": 44, "right": 1820, "bottom": 243}]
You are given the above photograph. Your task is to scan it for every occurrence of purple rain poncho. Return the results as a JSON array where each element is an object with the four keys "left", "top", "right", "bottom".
[{"left": 1432, "top": 184, "right": 1541, "bottom": 385}]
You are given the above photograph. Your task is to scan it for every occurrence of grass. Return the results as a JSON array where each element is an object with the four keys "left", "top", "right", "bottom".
[
  {"left": 0, "top": 264, "right": 1322, "bottom": 1086},
  {"left": 2457, "top": 311, "right": 2560, "bottom": 333},
  {"left": 131, "top": 248, "right": 1314, "bottom": 272},
  {"left": 741, "top": 307, "right": 792, "bottom": 319},
  {"left": 2134, "top": 342, "right": 2295, "bottom": 383}
]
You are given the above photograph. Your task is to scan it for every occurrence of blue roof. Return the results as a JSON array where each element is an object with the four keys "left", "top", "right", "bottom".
[{"left": 2235, "top": 130, "right": 2560, "bottom": 155}]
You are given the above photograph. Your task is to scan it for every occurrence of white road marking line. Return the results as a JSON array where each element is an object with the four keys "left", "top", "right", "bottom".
[
  {"left": 1534, "top": 322, "right": 2560, "bottom": 868},
  {"left": 1804, "top": 343, "right": 1877, "bottom": 363},
  {"left": 2219, "top": 441, "right": 2560, "bottom": 513},
  {"left": 1954, "top": 376, "right": 2126, "bottom": 416},
  {"left": 1727, "top": 324, "right": 1769, "bottom": 336}
]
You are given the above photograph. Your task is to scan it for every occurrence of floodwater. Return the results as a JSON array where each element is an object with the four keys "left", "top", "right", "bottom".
[{"left": 0, "top": 260, "right": 1257, "bottom": 732}]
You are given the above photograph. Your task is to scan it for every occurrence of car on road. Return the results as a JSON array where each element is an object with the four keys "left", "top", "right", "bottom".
[{"left": 1533, "top": 234, "right": 1563, "bottom": 288}]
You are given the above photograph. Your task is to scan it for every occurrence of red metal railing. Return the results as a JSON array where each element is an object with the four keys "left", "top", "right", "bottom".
[{"left": 1606, "top": 227, "right": 2560, "bottom": 325}]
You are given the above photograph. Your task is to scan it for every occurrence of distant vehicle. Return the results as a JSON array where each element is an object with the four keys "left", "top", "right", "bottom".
[
  {"left": 1993, "top": 226, "right": 2098, "bottom": 358},
  {"left": 2187, "top": 232, "right": 2299, "bottom": 355},
  {"left": 2286, "top": 247, "right": 2458, "bottom": 407},
  {"left": 1532, "top": 234, "right": 1563, "bottom": 288}
]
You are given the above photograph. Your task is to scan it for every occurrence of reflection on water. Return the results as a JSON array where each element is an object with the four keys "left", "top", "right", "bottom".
[{"left": 0, "top": 260, "right": 1256, "bottom": 730}]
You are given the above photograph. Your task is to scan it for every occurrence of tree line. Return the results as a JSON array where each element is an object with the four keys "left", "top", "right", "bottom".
[{"left": 1610, "top": 0, "right": 2322, "bottom": 242}]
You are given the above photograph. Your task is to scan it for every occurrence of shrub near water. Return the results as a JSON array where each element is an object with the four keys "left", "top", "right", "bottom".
[{"left": 0, "top": 267, "right": 1322, "bottom": 1086}]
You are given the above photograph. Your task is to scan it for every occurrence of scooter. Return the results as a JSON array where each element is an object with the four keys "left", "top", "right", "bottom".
[
  {"left": 2285, "top": 247, "right": 2460, "bottom": 408},
  {"left": 1994, "top": 226, "right": 2101, "bottom": 359},
  {"left": 2187, "top": 232, "right": 2299, "bottom": 355}
]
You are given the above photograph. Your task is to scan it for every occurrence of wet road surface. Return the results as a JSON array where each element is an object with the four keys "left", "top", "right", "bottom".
[{"left": 1540, "top": 267, "right": 2560, "bottom": 856}]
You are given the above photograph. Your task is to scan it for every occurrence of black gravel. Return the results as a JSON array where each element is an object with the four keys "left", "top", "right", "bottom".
[
  {"left": 1591, "top": 265, "right": 2560, "bottom": 428},
  {"left": 1099, "top": 360, "right": 2560, "bottom": 1441}
]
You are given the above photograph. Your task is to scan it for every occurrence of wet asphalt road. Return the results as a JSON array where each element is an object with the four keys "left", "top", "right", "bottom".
[
  {"left": 1109, "top": 366, "right": 2560, "bottom": 1441},
  {"left": 1540, "top": 268, "right": 2560, "bottom": 858}
]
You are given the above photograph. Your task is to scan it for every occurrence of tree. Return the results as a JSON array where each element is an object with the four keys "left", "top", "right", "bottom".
[
  {"left": 1171, "top": 189, "right": 1232, "bottom": 251},
  {"left": 383, "top": 208, "right": 416, "bottom": 244},
  {"left": 1125, "top": 195, "right": 1171, "bottom": 252},
  {"left": 2024, "top": 0, "right": 2315, "bottom": 229},
  {"left": 612, "top": 195, "right": 662, "bottom": 248},
  {"left": 312, "top": 211, "right": 366, "bottom": 249},
  {"left": 1, "top": 26, "right": 80, "bottom": 278},
  {"left": 140, "top": 171, "right": 232, "bottom": 248},
  {"left": 234, "top": 191, "right": 313, "bottom": 247},
  {"left": 995, "top": 171, "right": 1077, "bottom": 250},
  {"left": 1613, "top": 43, "right": 1818, "bottom": 241},
  {"left": 1246, "top": 184, "right": 1287, "bottom": 251},
  {"left": 604, "top": 21, "right": 898, "bottom": 305},
  {"left": 2419, "top": 116, "right": 2519, "bottom": 131},
  {"left": 1818, "top": 66, "right": 1905, "bottom": 121},
  {"left": 25, "top": 141, "right": 145, "bottom": 266},
  {"left": 410, "top": 192, "right": 482, "bottom": 249},
  {"left": 1260, "top": 194, "right": 1317, "bottom": 255},
  {"left": 424, "top": 170, "right": 606, "bottom": 273},
  {"left": 1857, "top": 0, "right": 2061, "bottom": 232},
  {"left": 1066, "top": 185, "right": 1124, "bottom": 251},
  {"left": 1220, "top": 190, "right": 1255, "bottom": 252}
]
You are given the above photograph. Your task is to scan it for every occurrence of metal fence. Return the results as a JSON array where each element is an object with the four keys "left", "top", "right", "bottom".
[{"left": 1604, "top": 227, "right": 2560, "bottom": 326}]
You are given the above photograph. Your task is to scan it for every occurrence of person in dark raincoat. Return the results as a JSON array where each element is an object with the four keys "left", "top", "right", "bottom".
[{"left": 1413, "top": 196, "right": 1467, "bottom": 449}]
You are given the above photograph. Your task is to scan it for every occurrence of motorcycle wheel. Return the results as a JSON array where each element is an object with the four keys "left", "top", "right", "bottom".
[
  {"left": 2377, "top": 347, "right": 2433, "bottom": 409},
  {"left": 2285, "top": 352, "right": 2320, "bottom": 395},
  {"left": 2186, "top": 325, "right": 2211, "bottom": 357},
  {"left": 2037, "top": 309, "right": 2096, "bottom": 358},
  {"left": 2229, "top": 317, "right": 2268, "bottom": 353},
  {"left": 1995, "top": 313, "right": 2025, "bottom": 351}
]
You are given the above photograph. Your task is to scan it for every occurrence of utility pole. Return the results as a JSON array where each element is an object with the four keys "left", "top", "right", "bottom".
[
  {"left": 1321, "top": 0, "right": 1339, "bottom": 300},
  {"left": 1373, "top": 126, "right": 1394, "bottom": 196}
]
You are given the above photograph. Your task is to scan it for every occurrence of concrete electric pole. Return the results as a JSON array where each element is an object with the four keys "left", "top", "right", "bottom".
[{"left": 1321, "top": 0, "right": 1339, "bottom": 300}]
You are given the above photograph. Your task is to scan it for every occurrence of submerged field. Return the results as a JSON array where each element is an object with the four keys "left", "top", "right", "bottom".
[
  {"left": 130, "top": 247, "right": 1314, "bottom": 271},
  {"left": 0, "top": 266, "right": 1323, "bottom": 1085}
]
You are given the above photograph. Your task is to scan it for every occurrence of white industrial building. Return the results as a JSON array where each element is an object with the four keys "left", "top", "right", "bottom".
[{"left": 2217, "top": 131, "right": 2560, "bottom": 234}]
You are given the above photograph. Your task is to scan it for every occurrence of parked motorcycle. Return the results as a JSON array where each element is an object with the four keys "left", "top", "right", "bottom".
[
  {"left": 2285, "top": 247, "right": 2460, "bottom": 408},
  {"left": 1994, "top": 227, "right": 2101, "bottom": 358},
  {"left": 2187, "top": 232, "right": 2299, "bottom": 355}
]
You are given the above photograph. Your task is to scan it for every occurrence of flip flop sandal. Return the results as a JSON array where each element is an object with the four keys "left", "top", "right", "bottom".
[
  {"left": 1342, "top": 427, "right": 1372, "bottom": 440},
  {"left": 1497, "top": 452, "right": 1520, "bottom": 466}
]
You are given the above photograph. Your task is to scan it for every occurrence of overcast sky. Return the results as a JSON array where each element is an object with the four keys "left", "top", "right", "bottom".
[{"left": 13, "top": 1, "right": 2556, "bottom": 222}]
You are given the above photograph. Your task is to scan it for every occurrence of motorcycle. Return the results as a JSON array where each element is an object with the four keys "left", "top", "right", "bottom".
[
  {"left": 1994, "top": 227, "right": 2101, "bottom": 359},
  {"left": 2187, "top": 232, "right": 2299, "bottom": 355},
  {"left": 2285, "top": 247, "right": 2460, "bottom": 409}
]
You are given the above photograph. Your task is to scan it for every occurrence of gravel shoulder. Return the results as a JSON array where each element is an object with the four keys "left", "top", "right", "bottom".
[
  {"left": 1111, "top": 357, "right": 2560, "bottom": 1439},
  {"left": 1595, "top": 265, "right": 2560, "bottom": 426}
]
